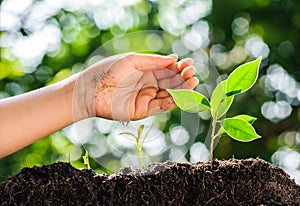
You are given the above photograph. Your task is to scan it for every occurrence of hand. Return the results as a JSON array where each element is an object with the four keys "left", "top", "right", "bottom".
[
  {"left": 0, "top": 52, "right": 199, "bottom": 157},
  {"left": 73, "top": 53, "right": 199, "bottom": 121}
]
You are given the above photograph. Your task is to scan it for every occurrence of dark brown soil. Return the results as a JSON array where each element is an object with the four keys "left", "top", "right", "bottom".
[{"left": 0, "top": 158, "right": 299, "bottom": 206}]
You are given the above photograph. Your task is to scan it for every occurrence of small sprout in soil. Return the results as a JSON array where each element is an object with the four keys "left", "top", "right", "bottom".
[
  {"left": 83, "top": 149, "right": 91, "bottom": 170},
  {"left": 119, "top": 124, "right": 152, "bottom": 169},
  {"left": 167, "top": 57, "right": 262, "bottom": 161}
]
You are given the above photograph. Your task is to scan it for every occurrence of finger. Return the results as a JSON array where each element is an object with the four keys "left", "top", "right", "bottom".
[
  {"left": 148, "top": 96, "right": 176, "bottom": 116},
  {"left": 165, "top": 58, "right": 194, "bottom": 75},
  {"left": 140, "top": 71, "right": 158, "bottom": 88},
  {"left": 156, "top": 90, "right": 170, "bottom": 98},
  {"left": 153, "top": 58, "right": 194, "bottom": 80},
  {"left": 153, "top": 68, "right": 177, "bottom": 80},
  {"left": 130, "top": 53, "right": 178, "bottom": 71},
  {"left": 178, "top": 58, "right": 194, "bottom": 70},
  {"left": 133, "top": 87, "right": 158, "bottom": 119},
  {"left": 181, "top": 66, "right": 196, "bottom": 80},
  {"left": 158, "top": 74, "right": 185, "bottom": 89},
  {"left": 175, "top": 77, "right": 199, "bottom": 90}
]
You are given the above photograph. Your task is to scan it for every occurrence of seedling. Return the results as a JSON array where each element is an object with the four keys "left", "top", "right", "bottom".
[
  {"left": 167, "top": 57, "right": 262, "bottom": 161},
  {"left": 119, "top": 124, "right": 152, "bottom": 169},
  {"left": 83, "top": 149, "right": 91, "bottom": 170}
]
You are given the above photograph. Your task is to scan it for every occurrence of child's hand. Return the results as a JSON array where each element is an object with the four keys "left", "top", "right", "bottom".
[{"left": 73, "top": 53, "right": 199, "bottom": 121}]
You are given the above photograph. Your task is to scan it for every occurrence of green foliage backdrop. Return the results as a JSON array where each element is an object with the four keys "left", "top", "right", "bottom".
[{"left": 0, "top": 0, "right": 299, "bottom": 183}]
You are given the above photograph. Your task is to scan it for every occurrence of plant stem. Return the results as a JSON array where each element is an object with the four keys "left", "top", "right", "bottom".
[
  {"left": 210, "top": 117, "right": 217, "bottom": 162},
  {"left": 209, "top": 97, "right": 226, "bottom": 161},
  {"left": 136, "top": 145, "right": 145, "bottom": 169}
]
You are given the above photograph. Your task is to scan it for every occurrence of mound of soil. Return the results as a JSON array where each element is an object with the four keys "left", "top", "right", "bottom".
[{"left": 0, "top": 158, "right": 299, "bottom": 206}]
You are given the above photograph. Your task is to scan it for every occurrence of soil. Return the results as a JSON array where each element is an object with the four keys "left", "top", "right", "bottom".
[{"left": 0, "top": 158, "right": 299, "bottom": 206}]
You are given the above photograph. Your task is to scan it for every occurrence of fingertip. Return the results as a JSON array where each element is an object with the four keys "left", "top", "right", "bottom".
[
  {"left": 193, "top": 76, "right": 200, "bottom": 87},
  {"left": 186, "top": 77, "right": 199, "bottom": 89},
  {"left": 181, "top": 66, "right": 196, "bottom": 80},
  {"left": 177, "top": 58, "right": 194, "bottom": 72},
  {"left": 135, "top": 53, "right": 178, "bottom": 70},
  {"left": 167, "top": 54, "right": 178, "bottom": 60},
  {"left": 191, "top": 77, "right": 200, "bottom": 89},
  {"left": 181, "top": 58, "right": 194, "bottom": 65},
  {"left": 176, "top": 77, "right": 199, "bottom": 90}
]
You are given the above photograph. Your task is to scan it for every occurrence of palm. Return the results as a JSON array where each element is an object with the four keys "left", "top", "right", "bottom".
[{"left": 93, "top": 53, "right": 198, "bottom": 121}]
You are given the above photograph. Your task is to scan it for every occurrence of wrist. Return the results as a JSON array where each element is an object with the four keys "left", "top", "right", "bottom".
[{"left": 71, "top": 70, "right": 97, "bottom": 122}]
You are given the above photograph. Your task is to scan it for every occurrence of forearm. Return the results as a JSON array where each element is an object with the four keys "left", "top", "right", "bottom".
[{"left": 0, "top": 76, "right": 76, "bottom": 158}]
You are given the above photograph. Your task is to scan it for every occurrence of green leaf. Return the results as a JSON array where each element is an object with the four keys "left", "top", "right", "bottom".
[
  {"left": 226, "top": 90, "right": 241, "bottom": 97},
  {"left": 137, "top": 125, "right": 145, "bottom": 139},
  {"left": 221, "top": 118, "right": 261, "bottom": 142},
  {"left": 167, "top": 89, "right": 210, "bottom": 113},
  {"left": 119, "top": 132, "right": 137, "bottom": 139},
  {"left": 210, "top": 80, "right": 234, "bottom": 118},
  {"left": 216, "top": 127, "right": 226, "bottom": 136},
  {"left": 226, "top": 57, "right": 262, "bottom": 96},
  {"left": 233, "top": 114, "right": 257, "bottom": 124},
  {"left": 217, "top": 115, "right": 257, "bottom": 137}
]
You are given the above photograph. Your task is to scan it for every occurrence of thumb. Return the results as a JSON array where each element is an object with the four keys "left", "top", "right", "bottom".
[{"left": 131, "top": 53, "right": 178, "bottom": 71}]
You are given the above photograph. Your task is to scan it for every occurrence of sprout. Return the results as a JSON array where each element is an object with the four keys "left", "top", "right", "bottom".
[
  {"left": 167, "top": 57, "right": 262, "bottom": 161},
  {"left": 83, "top": 150, "right": 91, "bottom": 170},
  {"left": 119, "top": 124, "right": 152, "bottom": 169}
]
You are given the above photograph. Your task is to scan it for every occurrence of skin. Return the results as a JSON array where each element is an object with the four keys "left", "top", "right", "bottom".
[{"left": 0, "top": 53, "right": 199, "bottom": 158}]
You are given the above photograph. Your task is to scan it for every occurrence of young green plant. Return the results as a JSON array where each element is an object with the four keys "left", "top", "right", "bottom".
[
  {"left": 167, "top": 57, "right": 262, "bottom": 161},
  {"left": 119, "top": 124, "right": 152, "bottom": 169},
  {"left": 83, "top": 149, "right": 91, "bottom": 170}
]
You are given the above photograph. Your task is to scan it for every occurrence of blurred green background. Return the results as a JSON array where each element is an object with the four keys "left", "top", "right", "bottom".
[{"left": 0, "top": 0, "right": 299, "bottom": 183}]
